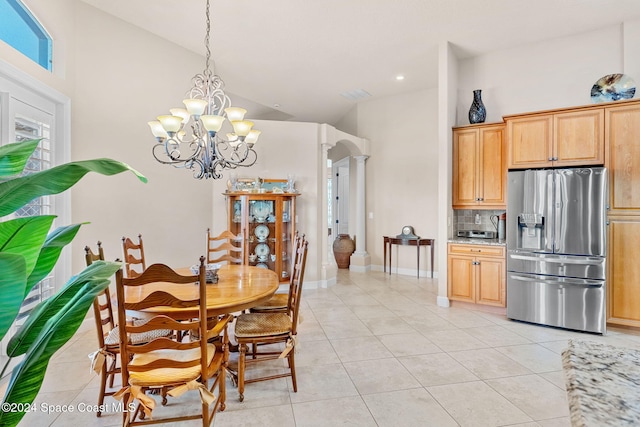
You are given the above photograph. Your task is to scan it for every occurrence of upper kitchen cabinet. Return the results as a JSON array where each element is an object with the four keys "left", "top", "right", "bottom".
[
  {"left": 452, "top": 123, "right": 506, "bottom": 209},
  {"left": 506, "top": 107, "right": 604, "bottom": 169},
  {"left": 606, "top": 100, "right": 640, "bottom": 214}
]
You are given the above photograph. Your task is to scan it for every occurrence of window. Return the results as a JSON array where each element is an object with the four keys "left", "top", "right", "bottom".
[
  {"left": 8, "top": 101, "right": 55, "bottom": 326},
  {"left": 15, "top": 114, "right": 52, "bottom": 216},
  {"left": 0, "top": 0, "right": 52, "bottom": 70},
  {"left": 0, "top": 67, "right": 67, "bottom": 356}
]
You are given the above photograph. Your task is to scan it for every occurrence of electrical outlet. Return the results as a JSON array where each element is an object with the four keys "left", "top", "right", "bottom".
[{"left": 475, "top": 214, "right": 481, "bottom": 225}]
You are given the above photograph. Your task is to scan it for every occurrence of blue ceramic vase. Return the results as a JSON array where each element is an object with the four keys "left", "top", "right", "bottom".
[{"left": 468, "top": 89, "right": 486, "bottom": 124}]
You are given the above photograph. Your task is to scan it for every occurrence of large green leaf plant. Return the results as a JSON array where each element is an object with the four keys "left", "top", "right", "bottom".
[{"left": 0, "top": 139, "right": 147, "bottom": 426}]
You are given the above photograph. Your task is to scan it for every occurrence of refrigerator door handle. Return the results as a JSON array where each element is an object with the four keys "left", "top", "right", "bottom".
[
  {"left": 509, "top": 253, "right": 603, "bottom": 265},
  {"left": 508, "top": 273, "right": 604, "bottom": 288}
]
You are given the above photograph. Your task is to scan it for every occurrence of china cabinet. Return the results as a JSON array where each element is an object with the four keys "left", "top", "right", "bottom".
[
  {"left": 452, "top": 123, "right": 506, "bottom": 209},
  {"left": 447, "top": 243, "right": 505, "bottom": 307},
  {"left": 226, "top": 191, "right": 298, "bottom": 283}
]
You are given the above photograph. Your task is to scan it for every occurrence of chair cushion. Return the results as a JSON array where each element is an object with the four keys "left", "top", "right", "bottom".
[
  {"left": 104, "top": 319, "right": 172, "bottom": 346},
  {"left": 251, "top": 293, "right": 288, "bottom": 311},
  {"left": 235, "top": 312, "right": 292, "bottom": 338},
  {"left": 128, "top": 343, "right": 216, "bottom": 387}
]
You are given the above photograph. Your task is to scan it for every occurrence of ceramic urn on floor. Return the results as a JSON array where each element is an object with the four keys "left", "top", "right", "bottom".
[{"left": 333, "top": 234, "right": 355, "bottom": 268}]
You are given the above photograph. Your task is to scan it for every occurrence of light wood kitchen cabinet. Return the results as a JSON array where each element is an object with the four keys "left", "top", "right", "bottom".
[
  {"left": 226, "top": 191, "right": 298, "bottom": 283},
  {"left": 607, "top": 217, "right": 640, "bottom": 328},
  {"left": 605, "top": 99, "right": 640, "bottom": 328},
  {"left": 506, "top": 107, "right": 604, "bottom": 169},
  {"left": 452, "top": 123, "right": 506, "bottom": 209},
  {"left": 447, "top": 243, "right": 505, "bottom": 307},
  {"left": 606, "top": 101, "right": 640, "bottom": 215}
]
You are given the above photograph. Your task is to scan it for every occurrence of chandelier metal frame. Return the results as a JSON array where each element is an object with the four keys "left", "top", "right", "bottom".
[{"left": 148, "top": 0, "right": 259, "bottom": 180}]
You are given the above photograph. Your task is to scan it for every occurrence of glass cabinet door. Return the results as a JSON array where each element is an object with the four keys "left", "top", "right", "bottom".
[
  {"left": 226, "top": 193, "right": 297, "bottom": 283},
  {"left": 280, "top": 199, "right": 293, "bottom": 280},
  {"left": 248, "top": 199, "right": 276, "bottom": 270}
]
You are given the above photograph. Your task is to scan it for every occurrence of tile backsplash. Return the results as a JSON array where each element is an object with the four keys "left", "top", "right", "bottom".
[{"left": 454, "top": 209, "right": 506, "bottom": 233}]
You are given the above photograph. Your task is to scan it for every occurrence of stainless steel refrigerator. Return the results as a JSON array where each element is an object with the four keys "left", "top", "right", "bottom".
[{"left": 506, "top": 167, "right": 607, "bottom": 334}]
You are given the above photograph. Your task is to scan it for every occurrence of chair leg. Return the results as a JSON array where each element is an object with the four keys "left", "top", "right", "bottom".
[
  {"left": 289, "top": 348, "right": 297, "bottom": 393},
  {"left": 219, "top": 365, "right": 227, "bottom": 411},
  {"left": 238, "top": 343, "right": 246, "bottom": 402},
  {"left": 201, "top": 388, "right": 209, "bottom": 427},
  {"left": 97, "top": 363, "right": 108, "bottom": 417}
]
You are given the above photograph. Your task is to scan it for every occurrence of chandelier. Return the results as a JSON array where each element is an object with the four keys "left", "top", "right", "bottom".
[{"left": 147, "top": 0, "right": 260, "bottom": 180}]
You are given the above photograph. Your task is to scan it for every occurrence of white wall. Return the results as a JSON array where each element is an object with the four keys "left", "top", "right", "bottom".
[
  {"left": 623, "top": 18, "right": 640, "bottom": 81},
  {"left": 69, "top": 2, "right": 212, "bottom": 269},
  {"left": 437, "top": 41, "right": 458, "bottom": 306},
  {"left": 209, "top": 120, "right": 321, "bottom": 284},
  {"left": 456, "top": 24, "right": 625, "bottom": 125},
  {"left": 350, "top": 88, "right": 440, "bottom": 275}
]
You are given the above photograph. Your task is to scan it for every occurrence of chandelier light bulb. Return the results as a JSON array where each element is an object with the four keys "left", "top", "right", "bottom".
[
  {"left": 224, "top": 107, "right": 247, "bottom": 122},
  {"left": 157, "top": 115, "right": 183, "bottom": 134},
  {"left": 148, "top": 121, "right": 168, "bottom": 140},
  {"left": 169, "top": 108, "right": 190, "bottom": 123},
  {"left": 231, "top": 120, "right": 254, "bottom": 137},
  {"left": 200, "top": 115, "right": 226, "bottom": 133},
  {"left": 183, "top": 98, "right": 208, "bottom": 117},
  {"left": 245, "top": 129, "right": 261, "bottom": 146}
]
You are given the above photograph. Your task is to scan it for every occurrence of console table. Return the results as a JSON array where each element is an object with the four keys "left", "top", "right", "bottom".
[{"left": 383, "top": 236, "right": 435, "bottom": 278}]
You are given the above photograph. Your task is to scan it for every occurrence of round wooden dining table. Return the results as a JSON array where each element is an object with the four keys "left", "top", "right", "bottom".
[{"left": 124, "top": 264, "right": 280, "bottom": 320}]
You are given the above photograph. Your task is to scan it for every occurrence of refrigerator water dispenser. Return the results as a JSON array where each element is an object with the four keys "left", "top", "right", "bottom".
[{"left": 517, "top": 213, "right": 544, "bottom": 250}]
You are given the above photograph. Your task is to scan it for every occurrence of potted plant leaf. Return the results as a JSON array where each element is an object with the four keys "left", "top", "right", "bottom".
[{"left": 0, "top": 139, "right": 146, "bottom": 426}]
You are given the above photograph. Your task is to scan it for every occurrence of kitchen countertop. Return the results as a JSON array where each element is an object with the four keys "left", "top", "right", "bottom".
[
  {"left": 448, "top": 237, "right": 506, "bottom": 246},
  {"left": 562, "top": 339, "right": 640, "bottom": 426}
]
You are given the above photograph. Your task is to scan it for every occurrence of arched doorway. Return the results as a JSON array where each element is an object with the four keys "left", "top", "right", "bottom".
[{"left": 319, "top": 125, "right": 370, "bottom": 286}]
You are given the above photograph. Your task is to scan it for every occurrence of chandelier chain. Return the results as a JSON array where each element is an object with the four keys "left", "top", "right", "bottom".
[{"left": 204, "top": 0, "right": 212, "bottom": 78}]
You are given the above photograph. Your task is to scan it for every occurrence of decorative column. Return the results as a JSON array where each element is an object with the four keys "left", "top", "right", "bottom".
[
  {"left": 320, "top": 142, "right": 337, "bottom": 286},
  {"left": 350, "top": 155, "right": 370, "bottom": 271}
]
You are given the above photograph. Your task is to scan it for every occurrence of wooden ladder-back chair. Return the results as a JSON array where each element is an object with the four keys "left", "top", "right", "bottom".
[
  {"left": 235, "top": 237, "right": 309, "bottom": 402},
  {"left": 114, "top": 257, "right": 232, "bottom": 426},
  {"left": 122, "top": 234, "right": 146, "bottom": 278},
  {"left": 206, "top": 229, "right": 243, "bottom": 265},
  {"left": 86, "top": 241, "right": 172, "bottom": 417},
  {"left": 250, "top": 231, "right": 305, "bottom": 313},
  {"left": 85, "top": 241, "right": 117, "bottom": 417}
]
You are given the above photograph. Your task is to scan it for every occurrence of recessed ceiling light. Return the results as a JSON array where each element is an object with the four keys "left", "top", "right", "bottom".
[
  {"left": 339, "top": 89, "right": 372, "bottom": 101},
  {"left": 396, "top": 75, "right": 405, "bottom": 81}
]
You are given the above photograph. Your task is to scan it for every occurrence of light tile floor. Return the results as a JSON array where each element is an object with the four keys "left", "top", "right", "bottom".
[{"left": 17, "top": 270, "right": 640, "bottom": 426}]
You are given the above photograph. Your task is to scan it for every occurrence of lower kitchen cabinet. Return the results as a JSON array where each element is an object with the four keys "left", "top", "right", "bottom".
[
  {"left": 447, "top": 243, "right": 506, "bottom": 307},
  {"left": 607, "top": 217, "right": 640, "bottom": 327}
]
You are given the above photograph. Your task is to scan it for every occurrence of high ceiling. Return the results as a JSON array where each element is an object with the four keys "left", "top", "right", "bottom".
[{"left": 79, "top": 0, "right": 640, "bottom": 124}]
